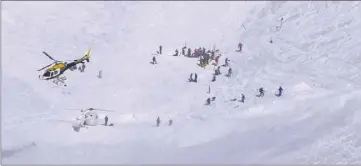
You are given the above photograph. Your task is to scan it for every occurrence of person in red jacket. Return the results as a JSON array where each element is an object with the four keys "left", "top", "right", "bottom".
[{"left": 215, "top": 55, "right": 221, "bottom": 65}]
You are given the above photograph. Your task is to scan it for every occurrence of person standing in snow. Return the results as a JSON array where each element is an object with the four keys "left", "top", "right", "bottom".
[
  {"left": 156, "top": 116, "right": 161, "bottom": 127},
  {"left": 225, "top": 58, "right": 230, "bottom": 67},
  {"left": 173, "top": 49, "right": 179, "bottom": 56},
  {"left": 168, "top": 118, "right": 173, "bottom": 126},
  {"left": 152, "top": 56, "right": 157, "bottom": 64},
  {"left": 189, "top": 73, "right": 193, "bottom": 82},
  {"left": 238, "top": 42, "right": 243, "bottom": 52},
  {"left": 104, "top": 116, "right": 109, "bottom": 126},
  {"left": 212, "top": 75, "right": 216, "bottom": 82},
  {"left": 159, "top": 45, "right": 162, "bottom": 54},
  {"left": 182, "top": 46, "right": 186, "bottom": 56},
  {"left": 276, "top": 86, "right": 283, "bottom": 97},
  {"left": 97, "top": 70, "right": 102, "bottom": 79},
  {"left": 199, "top": 55, "right": 204, "bottom": 67},
  {"left": 227, "top": 67, "right": 232, "bottom": 77},
  {"left": 194, "top": 73, "right": 198, "bottom": 83},
  {"left": 187, "top": 48, "right": 191, "bottom": 57},
  {"left": 205, "top": 97, "right": 211, "bottom": 105},
  {"left": 258, "top": 88, "right": 265, "bottom": 97},
  {"left": 215, "top": 55, "right": 220, "bottom": 65},
  {"left": 240, "top": 94, "right": 245, "bottom": 103}
]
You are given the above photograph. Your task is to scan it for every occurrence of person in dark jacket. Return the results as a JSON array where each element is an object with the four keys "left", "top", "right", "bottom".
[
  {"left": 258, "top": 88, "right": 264, "bottom": 97},
  {"left": 240, "top": 94, "right": 245, "bottom": 103},
  {"left": 205, "top": 98, "right": 211, "bottom": 105},
  {"left": 156, "top": 117, "right": 161, "bottom": 127},
  {"left": 238, "top": 42, "right": 243, "bottom": 52},
  {"left": 182, "top": 46, "right": 186, "bottom": 56},
  {"left": 173, "top": 49, "right": 179, "bottom": 56},
  {"left": 212, "top": 75, "right": 216, "bottom": 82},
  {"left": 159, "top": 45, "right": 162, "bottom": 54},
  {"left": 104, "top": 116, "right": 109, "bottom": 126},
  {"left": 152, "top": 56, "right": 157, "bottom": 64},
  {"left": 187, "top": 48, "right": 192, "bottom": 57},
  {"left": 168, "top": 119, "right": 173, "bottom": 126},
  {"left": 194, "top": 73, "right": 198, "bottom": 83},
  {"left": 276, "top": 86, "right": 283, "bottom": 97}
]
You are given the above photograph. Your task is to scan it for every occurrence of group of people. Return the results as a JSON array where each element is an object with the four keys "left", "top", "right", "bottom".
[
  {"left": 156, "top": 116, "right": 173, "bottom": 127},
  {"left": 152, "top": 42, "right": 284, "bottom": 126}
]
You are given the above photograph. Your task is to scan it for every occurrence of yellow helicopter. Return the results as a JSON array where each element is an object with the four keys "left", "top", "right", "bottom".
[{"left": 38, "top": 48, "right": 91, "bottom": 81}]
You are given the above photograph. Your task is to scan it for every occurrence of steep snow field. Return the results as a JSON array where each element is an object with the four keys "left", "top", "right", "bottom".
[{"left": 3, "top": 1, "right": 361, "bottom": 164}]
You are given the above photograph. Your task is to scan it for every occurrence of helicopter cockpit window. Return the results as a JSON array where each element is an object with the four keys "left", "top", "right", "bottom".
[
  {"left": 53, "top": 70, "right": 58, "bottom": 75},
  {"left": 43, "top": 71, "right": 51, "bottom": 77},
  {"left": 50, "top": 71, "right": 54, "bottom": 77}
]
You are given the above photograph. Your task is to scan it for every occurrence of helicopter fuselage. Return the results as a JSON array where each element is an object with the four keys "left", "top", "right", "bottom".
[{"left": 39, "top": 48, "right": 91, "bottom": 81}]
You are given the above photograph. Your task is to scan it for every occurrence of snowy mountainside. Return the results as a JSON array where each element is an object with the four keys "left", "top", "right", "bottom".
[{"left": 3, "top": 1, "right": 361, "bottom": 164}]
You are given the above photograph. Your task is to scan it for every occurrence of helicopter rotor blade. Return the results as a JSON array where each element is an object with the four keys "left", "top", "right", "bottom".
[
  {"left": 64, "top": 108, "right": 116, "bottom": 112},
  {"left": 88, "top": 108, "right": 116, "bottom": 112},
  {"left": 37, "top": 62, "right": 55, "bottom": 71},
  {"left": 42, "top": 51, "right": 59, "bottom": 62}
]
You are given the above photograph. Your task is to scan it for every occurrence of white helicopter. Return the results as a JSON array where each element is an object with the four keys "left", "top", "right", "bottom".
[{"left": 65, "top": 107, "right": 117, "bottom": 132}]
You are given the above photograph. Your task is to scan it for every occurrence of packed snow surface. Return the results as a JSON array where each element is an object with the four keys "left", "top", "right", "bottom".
[{"left": 3, "top": 1, "right": 361, "bottom": 164}]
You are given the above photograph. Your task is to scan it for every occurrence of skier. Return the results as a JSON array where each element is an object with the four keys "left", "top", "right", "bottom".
[
  {"left": 194, "top": 73, "right": 198, "bottom": 83},
  {"left": 152, "top": 56, "right": 157, "bottom": 64},
  {"left": 159, "top": 45, "right": 162, "bottom": 54},
  {"left": 258, "top": 88, "right": 265, "bottom": 97},
  {"left": 156, "top": 116, "right": 161, "bottom": 127},
  {"left": 104, "top": 116, "right": 108, "bottom": 126},
  {"left": 238, "top": 42, "right": 243, "bottom": 52},
  {"left": 211, "top": 75, "right": 216, "bottom": 82},
  {"left": 276, "top": 86, "right": 283, "bottom": 97},
  {"left": 240, "top": 94, "right": 245, "bottom": 103}
]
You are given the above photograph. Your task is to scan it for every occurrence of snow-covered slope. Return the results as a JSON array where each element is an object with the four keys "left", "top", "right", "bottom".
[{"left": 3, "top": 1, "right": 361, "bottom": 164}]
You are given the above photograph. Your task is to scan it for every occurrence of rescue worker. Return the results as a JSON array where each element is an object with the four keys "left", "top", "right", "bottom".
[{"left": 194, "top": 73, "right": 198, "bottom": 83}]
